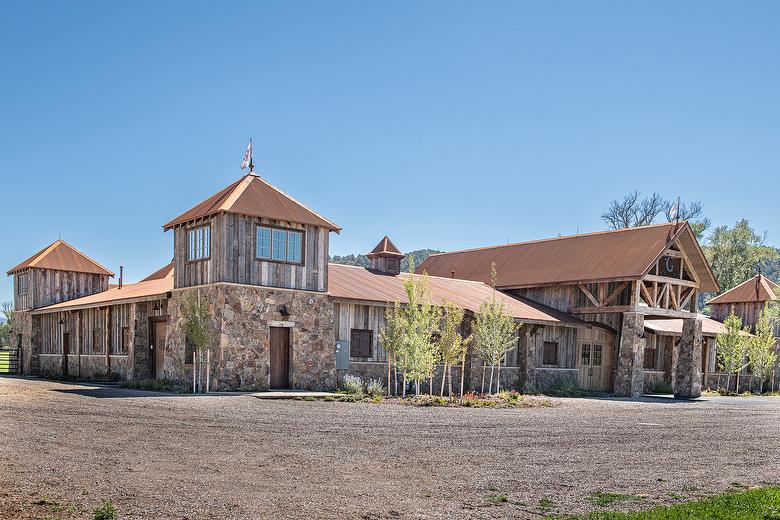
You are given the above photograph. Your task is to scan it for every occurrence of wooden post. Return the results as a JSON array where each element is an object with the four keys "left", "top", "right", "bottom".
[
  {"left": 206, "top": 348, "right": 211, "bottom": 393},
  {"left": 192, "top": 351, "right": 196, "bottom": 394}
]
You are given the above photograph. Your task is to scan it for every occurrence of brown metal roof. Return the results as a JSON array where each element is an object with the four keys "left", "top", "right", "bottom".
[
  {"left": 368, "top": 236, "right": 404, "bottom": 258},
  {"left": 140, "top": 260, "right": 175, "bottom": 282},
  {"left": 32, "top": 261, "right": 175, "bottom": 313},
  {"left": 6, "top": 240, "right": 114, "bottom": 277},
  {"left": 418, "top": 222, "right": 719, "bottom": 293},
  {"left": 328, "top": 263, "right": 586, "bottom": 326},
  {"left": 163, "top": 173, "right": 341, "bottom": 231},
  {"left": 645, "top": 314, "right": 747, "bottom": 338},
  {"left": 707, "top": 275, "right": 779, "bottom": 305}
]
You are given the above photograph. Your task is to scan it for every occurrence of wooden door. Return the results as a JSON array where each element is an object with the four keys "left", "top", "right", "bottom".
[
  {"left": 62, "top": 332, "right": 70, "bottom": 376},
  {"left": 577, "top": 328, "right": 614, "bottom": 390},
  {"left": 153, "top": 321, "right": 167, "bottom": 380},
  {"left": 270, "top": 327, "right": 290, "bottom": 389}
]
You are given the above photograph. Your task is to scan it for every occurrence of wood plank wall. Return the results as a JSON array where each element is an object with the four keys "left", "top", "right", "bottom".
[
  {"left": 13, "top": 268, "right": 109, "bottom": 311},
  {"left": 510, "top": 282, "right": 631, "bottom": 314},
  {"left": 38, "top": 304, "right": 133, "bottom": 355},
  {"left": 334, "top": 302, "right": 388, "bottom": 362},
  {"left": 173, "top": 214, "right": 329, "bottom": 292}
]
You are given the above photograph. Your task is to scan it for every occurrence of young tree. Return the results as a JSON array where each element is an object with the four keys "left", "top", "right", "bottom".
[
  {"left": 1, "top": 302, "right": 13, "bottom": 347},
  {"left": 400, "top": 270, "right": 441, "bottom": 396},
  {"left": 747, "top": 309, "right": 778, "bottom": 394},
  {"left": 182, "top": 291, "right": 215, "bottom": 392},
  {"left": 706, "top": 220, "right": 779, "bottom": 293},
  {"left": 473, "top": 264, "right": 520, "bottom": 394},
  {"left": 379, "top": 301, "right": 404, "bottom": 396},
  {"left": 437, "top": 299, "right": 471, "bottom": 397},
  {"left": 716, "top": 314, "right": 749, "bottom": 393}
]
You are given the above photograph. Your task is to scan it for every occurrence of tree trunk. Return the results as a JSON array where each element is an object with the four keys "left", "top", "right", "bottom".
[
  {"left": 440, "top": 361, "right": 447, "bottom": 397},
  {"left": 460, "top": 353, "right": 466, "bottom": 399},
  {"left": 429, "top": 370, "right": 433, "bottom": 397},
  {"left": 387, "top": 357, "right": 392, "bottom": 397},
  {"left": 481, "top": 361, "right": 486, "bottom": 394},
  {"left": 402, "top": 372, "right": 407, "bottom": 399},
  {"left": 415, "top": 379, "right": 420, "bottom": 397},
  {"left": 448, "top": 365, "right": 453, "bottom": 398},
  {"left": 497, "top": 362, "right": 501, "bottom": 395},
  {"left": 736, "top": 370, "right": 740, "bottom": 394},
  {"left": 726, "top": 373, "right": 731, "bottom": 394},
  {"left": 488, "top": 364, "right": 495, "bottom": 394},
  {"left": 394, "top": 362, "right": 398, "bottom": 396}
]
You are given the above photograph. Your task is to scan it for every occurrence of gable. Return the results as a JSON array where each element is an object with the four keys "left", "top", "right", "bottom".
[{"left": 7, "top": 240, "right": 114, "bottom": 277}]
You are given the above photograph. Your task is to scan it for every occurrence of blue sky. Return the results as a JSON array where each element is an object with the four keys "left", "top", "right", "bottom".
[{"left": 2, "top": 1, "right": 779, "bottom": 301}]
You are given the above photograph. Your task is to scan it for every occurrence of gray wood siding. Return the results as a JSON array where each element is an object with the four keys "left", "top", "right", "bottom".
[
  {"left": 173, "top": 214, "right": 329, "bottom": 292},
  {"left": 14, "top": 268, "right": 109, "bottom": 311},
  {"left": 38, "top": 304, "right": 135, "bottom": 356},
  {"left": 334, "top": 302, "right": 388, "bottom": 362},
  {"left": 509, "top": 282, "right": 632, "bottom": 314}
]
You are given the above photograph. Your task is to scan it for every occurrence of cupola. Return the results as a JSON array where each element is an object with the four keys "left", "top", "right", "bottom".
[{"left": 367, "top": 236, "right": 405, "bottom": 275}]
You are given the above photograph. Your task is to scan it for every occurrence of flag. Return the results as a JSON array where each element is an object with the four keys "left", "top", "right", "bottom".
[
  {"left": 667, "top": 197, "right": 680, "bottom": 222},
  {"left": 241, "top": 140, "right": 253, "bottom": 170}
]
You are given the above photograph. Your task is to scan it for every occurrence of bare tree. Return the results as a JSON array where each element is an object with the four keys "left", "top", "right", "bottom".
[
  {"left": 664, "top": 200, "right": 711, "bottom": 239},
  {"left": 1, "top": 302, "right": 12, "bottom": 323},
  {"left": 602, "top": 191, "right": 666, "bottom": 229}
]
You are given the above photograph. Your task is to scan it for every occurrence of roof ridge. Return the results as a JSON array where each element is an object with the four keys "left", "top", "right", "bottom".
[
  {"left": 218, "top": 174, "right": 254, "bottom": 212},
  {"left": 425, "top": 221, "right": 681, "bottom": 259},
  {"left": 253, "top": 174, "right": 341, "bottom": 231}
]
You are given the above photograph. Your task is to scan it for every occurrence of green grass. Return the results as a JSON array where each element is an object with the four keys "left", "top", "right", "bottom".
[{"left": 572, "top": 486, "right": 780, "bottom": 519}]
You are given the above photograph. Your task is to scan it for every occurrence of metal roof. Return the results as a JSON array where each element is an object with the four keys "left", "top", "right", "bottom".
[
  {"left": 6, "top": 240, "right": 114, "bottom": 277},
  {"left": 645, "top": 314, "right": 745, "bottom": 338},
  {"left": 31, "top": 263, "right": 174, "bottom": 313},
  {"left": 163, "top": 173, "right": 341, "bottom": 231},
  {"left": 368, "top": 236, "right": 404, "bottom": 258},
  {"left": 328, "top": 263, "right": 586, "bottom": 325},
  {"left": 707, "top": 275, "right": 779, "bottom": 305},
  {"left": 418, "top": 222, "right": 719, "bottom": 293}
]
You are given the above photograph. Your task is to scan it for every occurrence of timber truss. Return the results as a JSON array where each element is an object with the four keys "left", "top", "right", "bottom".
[{"left": 572, "top": 241, "right": 700, "bottom": 319}]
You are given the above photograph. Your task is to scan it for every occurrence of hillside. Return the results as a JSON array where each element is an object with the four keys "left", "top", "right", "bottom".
[{"left": 329, "top": 249, "right": 443, "bottom": 272}]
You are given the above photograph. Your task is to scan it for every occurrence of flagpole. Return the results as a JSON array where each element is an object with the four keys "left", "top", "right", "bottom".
[{"left": 249, "top": 138, "right": 254, "bottom": 173}]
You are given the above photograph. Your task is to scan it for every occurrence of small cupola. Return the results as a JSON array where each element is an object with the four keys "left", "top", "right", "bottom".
[{"left": 367, "top": 236, "right": 405, "bottom": 275}]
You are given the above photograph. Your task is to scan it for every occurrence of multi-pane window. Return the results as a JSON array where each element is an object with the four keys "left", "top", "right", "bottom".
[
  {"left": 187, "top": 224, "right": 210, "bottom": 261},
  {"left": 17, "top": 273, "right": 28, "bottom": 295},
  {"left": 350, "top": 329, "right": 373, "bottom": 358},
  {"left": 386, "top": 258, "right": 399, "bottom": 271},
  {"left": 581, "top": 344, "right": 591, "bottom": 366},
  {"left": 542, "top": 341, "right": 558, "bottom": 366},
  {"left": 257, "top": 226, "right": 304, "bottom": 264},
  {"left": 592, "top": 344, "right": 603, "bottom": 367},
  {"left": 581, "top": 344, "right": 603, "bottom": 367}
]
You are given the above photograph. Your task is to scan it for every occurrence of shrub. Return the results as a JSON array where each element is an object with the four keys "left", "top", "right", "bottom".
[
  {"left": 545, "top": 378, "right": 588, "bottom": 398},
  {"left": 652, "top": 380, "right": 674, "bottom": 394},
  {"left": 92, "top": 500, "right": 118, "bottom": 520},
  {"left": 365, "top": 379, "right": 385, "bottom": 397},
  {"left": 341, "top": 374, "right": 364, "bottom": 395},
  {"left": 323, "top": 396, "right": 336, "bottom": 402}
]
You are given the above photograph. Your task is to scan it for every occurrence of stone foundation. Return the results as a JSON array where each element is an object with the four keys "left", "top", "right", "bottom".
[{"left": 643, "top": 370, "right": 669, "bottom": 394}]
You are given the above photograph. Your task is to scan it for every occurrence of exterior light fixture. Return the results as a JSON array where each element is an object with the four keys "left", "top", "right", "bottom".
[
  {"left": 58, "top": 317, "right": 67, "bottom": 326},
  {"left": 152, "top": 301, "right": 161, "bottom": 312},
  {"left": 279, "top": 305, "right": 290, "bottom": 318}
]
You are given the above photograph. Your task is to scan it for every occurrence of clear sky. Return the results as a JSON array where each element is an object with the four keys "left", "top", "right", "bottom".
[{"left": 2, "top": 1, "right": 779, "bottom": 301}]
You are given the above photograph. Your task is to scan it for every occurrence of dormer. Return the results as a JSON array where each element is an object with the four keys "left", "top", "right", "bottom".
[
  {"left": 367, "top": 236, "right": 405, "bottom": 275},
  {"left": 6, "top": 240, "right": 113, "bottom": 311},
  {"left": 163, "top": 172, "right": 341, "bottom": 292}
]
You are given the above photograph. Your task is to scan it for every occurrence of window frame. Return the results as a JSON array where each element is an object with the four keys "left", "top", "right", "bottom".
[
  {"left": 120, "top": 326, "right": 130, "bottom": 355},
  {"left": 17, "top": 272, "right": 28, "bottom": 296},
  {"left": 186, "top": 223, "right": 211, "bottom": 262},
  {"left": 542, "top": 341, "right": 559, "bottom": 367},
  {"left": 349, "top": 328, "right": 373, "bottom": 358},
  {"left": 255, "top": 223, "right": 306, "bottom": 266},
  {"left": 386, "top": 257, "right": 399, "bottom": 272}
]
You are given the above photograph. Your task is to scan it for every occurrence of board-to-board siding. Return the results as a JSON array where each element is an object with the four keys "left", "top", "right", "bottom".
[
  {"left": 334, "top": 302, "right": 388, "bottom": 362},
  {"left": 38, "top": 304, "right": 133, "bottom": 355},
  {"left": 13, "top": 268, "right": 109, "bottom": 311},
  {"left": 173, "top": 214, "right": 329, "bottom": 292}
]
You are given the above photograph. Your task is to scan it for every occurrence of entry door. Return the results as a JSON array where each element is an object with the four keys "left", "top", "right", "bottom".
[
  {"left": 62, "top": 332, "right": 70, "bottom": 376},
  {"left": 270, "top": 327, "right": 291, "bottom": 389},
  {"left": 153, "top": 321, "right": 167, "bottom": 380},
  {"left": 578, "top": 343, "right": 606, "bottom": 389}
]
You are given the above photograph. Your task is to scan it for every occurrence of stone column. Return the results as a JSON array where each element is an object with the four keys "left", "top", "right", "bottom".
[
  {"left": 614, "top": 312, "right": 645, "bottom": 398},
  {"left": 517, "top": 325, "right": 538, "bottom": 393},
  {"left": 674, "top": 318, "right": 702, "bottom": 399}
]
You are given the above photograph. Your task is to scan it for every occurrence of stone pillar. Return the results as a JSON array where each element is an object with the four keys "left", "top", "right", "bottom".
[
  {"left": 614, "top": 313, "right": 645, "bottom": 398},
  {"left": 517, "top": 325, "right": 538, "bottom": 393},
  {"left": 674, "top": 318, "right": 702, "bottom": 399}
]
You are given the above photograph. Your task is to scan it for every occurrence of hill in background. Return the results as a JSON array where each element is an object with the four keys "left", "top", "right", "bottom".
[{"left": 329, "top": 249, "right": 443, "bottom": 272}]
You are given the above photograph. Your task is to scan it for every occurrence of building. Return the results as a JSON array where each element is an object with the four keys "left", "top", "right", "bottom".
[{"left": 7, "top": 171, "right": 743, "bottom": 398}]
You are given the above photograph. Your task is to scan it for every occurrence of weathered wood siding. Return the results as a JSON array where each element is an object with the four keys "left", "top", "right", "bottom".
[
  {"left": 509, "top": 282, "right": 632, "bottom": 314},
  {"left": 710, "top": 301, "right": 767, "bottom": 329},
  {"left": 334, "top": 301, "right": 387, "bottom": 362},
  {"left": 38, "top": 304, "right": 133, "bottom": 356},
  {"left": 173, "top": 214, "right": 329, "bottom": 292},
  {"left": 13, "top": 268, "right": 109, "bottom": 311}
]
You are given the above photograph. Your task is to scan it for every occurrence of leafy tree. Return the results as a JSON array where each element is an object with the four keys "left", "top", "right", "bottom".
[
  {"left": 182, "top": 292, "right": 215, "bottom": 392},
  {"left": 716, "top": 314, "right": 749, "bottom": 393},
  {"left": 329, "top": 249, "right": 443, "bottom": 271},
  {"left": 705, "top": 220, "right": 779, "bottom": 293},
  {"left": 379, "top": 301, "right": 404, "bottom": 396},
  {"left": 601, "top": 191, "right": 710, "bottom": 239},
  {"left": 329, "top": 253, "right": 370, "bottom": 268},
  {"left": 747, "top": 309, "right": 778, "bottom": 394},
  {"left": 0, "top": 302, "right": 12, "bottom": 347},
  {"left": 399, "top": 268, "right": 441, "bottom": 396},
  {"left": 473, "top": 264, "right": 520, "bottom": 394},
  {"left": 436, "top": 299, "right": 472, "bottom": 397},
  {"left": 401, "top": 249, "right": 443, "bottom": 272}
]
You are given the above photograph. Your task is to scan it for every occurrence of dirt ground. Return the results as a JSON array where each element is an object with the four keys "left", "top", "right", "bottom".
[{"left": 1, "top": 377, "right": 778, "bottom": 519}]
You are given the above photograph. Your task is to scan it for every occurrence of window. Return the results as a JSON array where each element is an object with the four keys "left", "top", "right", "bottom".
[
  {"left": 350, "top": 329, "right": 373, "bottom": 358},
  {"left": 120, "top": 327, "right": 130, "bottom": 354},
  {"left": 92, "top": 329, "right": 102, "bottom": 354},
  {"left": 543, "top": 341, "right": 558, "bottom": 366},
  {"left": 187, "top": 224, "right": 210, "bottom": 261},
  {"left": 17, "top": 273, "right": 28, "bottom": 295},
  {"left": 592, "top": 344, "right": 603, "bottom": 367},
  {"left": 386, "top": 258, "right": 399, "bottom": 271},
  {"left": 580, "top": 344, "right": 591, "bottom": 366},
  {"left": 257, "top": 226, "right": 304, "bottom": 264}
]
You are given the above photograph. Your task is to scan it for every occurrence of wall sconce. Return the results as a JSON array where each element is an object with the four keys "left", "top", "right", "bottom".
[
  {"left": 152, "top": 301, "right": 162, "bottom": 312},
  {"left": 58, "top": 317, "right": 67, "bottom": 326},
  {"left": 279, "top": 305, "right": 290, "bottom": 318}
]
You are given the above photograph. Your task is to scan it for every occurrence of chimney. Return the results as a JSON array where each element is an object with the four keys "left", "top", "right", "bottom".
[
  {"left": 119, "top": 266, "right": 123, "bottom": 289},
  {"left": 451, "top": 270, "right": 455, "bottom": 279}
]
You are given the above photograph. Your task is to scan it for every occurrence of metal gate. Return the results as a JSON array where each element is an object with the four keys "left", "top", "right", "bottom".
[{"left": 0, "top": 348, "right": 20, "bottom": 375}]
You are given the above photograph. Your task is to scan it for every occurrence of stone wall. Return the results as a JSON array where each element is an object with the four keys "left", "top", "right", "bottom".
[
  {"left": 535, "top": 368, "right": 579, "bottom": 391},
  {"left": 166, "top": 284, "right": 336, "bottom": 391},
  {"left": 643, "top": 370, "right": 669, "bottom": 394},
  {"left": 614, "top": 313, "right": 645, "bottom": 397}
]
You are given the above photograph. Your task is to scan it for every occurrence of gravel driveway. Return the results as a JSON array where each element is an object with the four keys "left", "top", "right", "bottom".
[{"left": 1, "top": 377, "right": 778, "bottom": 519}]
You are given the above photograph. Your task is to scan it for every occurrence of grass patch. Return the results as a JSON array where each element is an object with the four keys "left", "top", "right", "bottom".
[
  {"left": 92, "top": 500, "right": 118, "bottom": 520},
  {"left": 573, "top": 486, "right": 780, "bottom": 519},
  {"left": 487, "top": 494, "right": 508, "bottom": 506},
  {"left": 588, "top": 492, "right": 640, "bottom": 507}
]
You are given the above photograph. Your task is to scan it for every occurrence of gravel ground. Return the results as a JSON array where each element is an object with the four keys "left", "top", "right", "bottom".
[{"left": 1, "top": 377, "right": 778, "bottom": 519}]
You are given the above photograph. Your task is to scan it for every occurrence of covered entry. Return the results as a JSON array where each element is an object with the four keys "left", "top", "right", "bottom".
[{"left": 577, "top": 327, "right": 615, "bottom": 390}]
